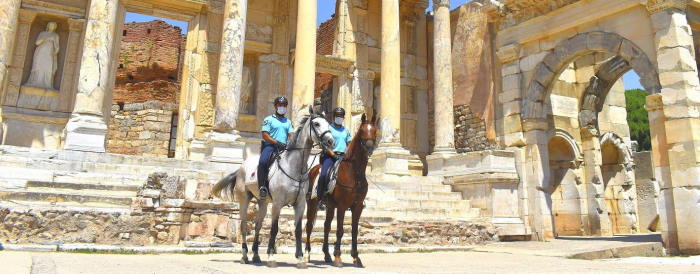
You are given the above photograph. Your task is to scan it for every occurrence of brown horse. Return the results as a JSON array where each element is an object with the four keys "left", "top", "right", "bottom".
[{"left": 304, "top": 113, "right": 377, "bottom": 267}]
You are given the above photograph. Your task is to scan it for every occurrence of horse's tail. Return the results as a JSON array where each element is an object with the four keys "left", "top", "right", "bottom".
[{"left": 212, "top": 170, "right": 239, "bottom": 201}]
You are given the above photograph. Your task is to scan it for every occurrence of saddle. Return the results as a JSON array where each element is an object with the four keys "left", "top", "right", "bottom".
[
  {"left": 244, "top": 151, "right": 284, "bottom": 200},
  {"left": 310, "top": 158, "right": 342, "bottom": 200}
]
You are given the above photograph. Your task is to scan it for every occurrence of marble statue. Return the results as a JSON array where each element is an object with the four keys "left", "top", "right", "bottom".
[{"left": 26, "top": 22, "right": 60, "bottom": 90}]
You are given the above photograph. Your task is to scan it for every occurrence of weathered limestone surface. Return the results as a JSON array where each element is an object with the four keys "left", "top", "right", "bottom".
[
  {"left": 432, "top": 0, "right": 455, "bottom": 152},
  {"left": 63, "top": 0, "right": 120, "bottom": 152},
  {"left": 0, "top": 0, "right": 21, "bottom": 96},
  {"left": 213, "top": 0, "right": 247, "bottom": 133},
  {"left": 451, "top": 2, "right": 496, "bottom": 142},
  {"left": 648, "top": 3, "right": 700, "bottom": 255}
]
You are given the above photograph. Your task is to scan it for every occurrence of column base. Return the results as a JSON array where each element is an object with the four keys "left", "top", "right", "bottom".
[
  {"left": 63, "top": 113, "right": 107, "bottom": 153},
  {"left": 205, "top": 132, "right": 245, "bottom": 164},
  {"left": 426, "top": 148, "right": 457, "bottom": 175},
  {"left": 370, "top": 143, "right": 412, "bottom": 175}
]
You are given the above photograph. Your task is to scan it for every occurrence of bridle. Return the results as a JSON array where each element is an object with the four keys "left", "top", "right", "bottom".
[{"left": 275, "top": 115, "right": 331, "bottom": 185}]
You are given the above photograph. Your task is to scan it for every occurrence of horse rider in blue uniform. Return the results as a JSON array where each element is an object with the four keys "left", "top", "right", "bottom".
[
  {"left": 258, "top": 96, "right": 294, "bottom": 200},
  {"left": 317, "top": 107, "right": 351, "bottom": 208}
]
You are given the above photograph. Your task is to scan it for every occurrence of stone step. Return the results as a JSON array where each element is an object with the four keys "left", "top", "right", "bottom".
[
  {"left": 366, "top": 189, "right": 463, "bottom": 200},
  {"left": 0, "top": 190, "right": 133, "bottom": 207},
  {"left": 0, "top": 200, "right": 131, "bottom": 214},
  {"left": 371, "top": 198, "right": 471, "bottom": 209},
  {"left": 26, "top": 181, "right": 139, "bottom": 193},
  {"left": 0, "top": 145, "right": 235, "bottom": 171}
]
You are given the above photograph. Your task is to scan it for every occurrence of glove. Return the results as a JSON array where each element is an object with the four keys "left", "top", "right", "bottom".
[{"left": 275, "top": 142, "right": 287, "bottom": 151}]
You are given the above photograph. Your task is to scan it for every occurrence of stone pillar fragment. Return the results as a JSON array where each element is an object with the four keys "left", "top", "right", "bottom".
[
  {"left": 0, "top": 0, "right": 21, "bottom": 97},
  {"left": 431, "top": 0, "right": 456, "bottom": 153},
  {"left": 206, "top": 0, "right": 248, "bottom": 163},
  {"left": 290, "top": 0, "right": 317, "bottom": 122},
  {"left": 64, "top": 0, "right": 120, "bottom": 152},
  {"left": 647, "top": 0, "right": 700, "bottom": 254}
]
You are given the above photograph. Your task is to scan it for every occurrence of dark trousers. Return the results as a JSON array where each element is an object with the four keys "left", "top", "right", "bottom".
[
  {"left": 258, "top": 143, "right": 277, "bottom": 189},
  {"left": 317, "top": 153, "right": 337, "bottom": 196}
]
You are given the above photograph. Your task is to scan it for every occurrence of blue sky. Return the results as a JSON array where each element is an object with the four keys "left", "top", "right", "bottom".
[{"left": 125, "top": 13, "right": 189, "bottom": 33}]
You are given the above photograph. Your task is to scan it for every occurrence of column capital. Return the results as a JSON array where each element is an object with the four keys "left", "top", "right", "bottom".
[
  {"left": 433, "top": 0, "right": 450, "bottom": 9},
  {"left": 645, "top": 0, "right": 688, "bottom": 14}
]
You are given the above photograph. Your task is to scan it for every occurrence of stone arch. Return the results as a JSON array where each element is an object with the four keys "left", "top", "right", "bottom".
[
  {"left": 522, "top": 31, "right": 661, "bottom": 121},
  {"left": 600, "top": 132, "right": 635, "bottom": 182},
  {"left": 552, "top": 130, "right": 582, "bottom": 162},
  {"left": 547, "top": 132, "right": 585, "bottom": 236},
  {"left": 600, "top": 132, "right": 638, "bottom": 234}
]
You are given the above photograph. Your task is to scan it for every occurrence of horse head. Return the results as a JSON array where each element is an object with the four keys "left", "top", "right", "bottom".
[
  {"left": 307, "top": 104, "right": 335, "bottom": 150},
  {"left": 357, "top": 113, "right": 378, "bottom": 156}
]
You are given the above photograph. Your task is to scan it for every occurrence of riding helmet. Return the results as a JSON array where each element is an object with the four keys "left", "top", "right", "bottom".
[
  {"left": 333, "top": 107, "right": 346, "bottom": 117},
  {"left": 274, "top": 96, "right": 288, "bottom": 105}
]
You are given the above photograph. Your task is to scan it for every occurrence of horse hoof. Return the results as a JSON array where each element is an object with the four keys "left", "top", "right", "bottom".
[
  {"left": 334, "top": 260, "right": 343, "bottom": 268},
  {"left": 241, "top": 256, "right": 249, "bottom": 264},
  {"left": 267, "top": 261, "right": 278, "bottom": 268},
  {"left": 297, "top": 261, "right": 308, "bottom": 269},
  {"left": 304, "top": 253, "right": 311, "bottom": 263},
  {"left": 252, "top": 255, "right": 262, "bottom": 264},
  {"left": 354, "top": 258, "right": 364, "bottom": 268}
]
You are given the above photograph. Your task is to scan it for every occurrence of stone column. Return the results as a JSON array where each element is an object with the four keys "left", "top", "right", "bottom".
[
  {"left": 431, "top": 0, "right": 456, "bottom": 153},
  {"left": 371, "top": 0, "right": 412, "bottom": 175},
  {"left": 3, "top": 9, "right": 37, "bottom": 107},
  {"left": 290, "top": 0, "right": 317, "bottom": 122},
  {"left": 206, "top": 0, "right": 248, "bottom": 163},
  {"left": 0, "top": 0, "right": 21, "bottom": 97},
  {"left": 647, "top": 0, "right": 700, "bottom": 255},
  {"left": 63, "top": 0, "right": 120, "bottom": 152},
  {"left": 522, "top": 120, "right": 555, "bottom": 240}
]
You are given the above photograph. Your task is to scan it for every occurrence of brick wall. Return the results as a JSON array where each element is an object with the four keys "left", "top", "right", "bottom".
[
  {"left": 114, "top": 20, "right": 185, "bottom": 104},
  {"left": 107, "top": 101, "right": 178, "bottom": 157},
  {"left": 314, "top": 16, "right": 337, "bottom": 97}
]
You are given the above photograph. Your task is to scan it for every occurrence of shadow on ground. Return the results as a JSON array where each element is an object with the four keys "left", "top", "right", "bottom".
[{"left": 557, "top": 234, "right": 662, "bottom": 243}]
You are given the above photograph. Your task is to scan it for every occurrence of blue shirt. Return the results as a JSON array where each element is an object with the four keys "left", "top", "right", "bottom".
[
  {"left": 330, "top": 124, "right": 351, "bottom": 153},
  {"left": 262, "top": 114, "right": 293, "bottom": 145}
]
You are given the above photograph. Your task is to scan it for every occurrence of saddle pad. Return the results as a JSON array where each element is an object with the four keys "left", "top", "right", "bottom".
[
  {"left": 310, "top": 159, "right": 342, "bottom": 200},
  {"left": 242, "top": 157, "right": 261, "bottom": 199}
]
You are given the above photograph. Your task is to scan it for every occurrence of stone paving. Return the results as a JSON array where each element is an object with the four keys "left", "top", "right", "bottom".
[{"left": 2, "top": 250, "right": 699, "bottom": 274}]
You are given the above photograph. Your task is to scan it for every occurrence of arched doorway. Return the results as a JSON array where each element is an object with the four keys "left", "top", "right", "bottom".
[{"left": 547, "top": 134, "right": 584, "bottom": 236}]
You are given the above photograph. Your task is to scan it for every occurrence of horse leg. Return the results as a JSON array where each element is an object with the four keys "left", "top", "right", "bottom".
[
  {"left": 251, "top": 199, "right": 268, "bottom": 264},
  {"left": 322, "top": 204, "right": 335, "bottom": 263},
  {"left": 294, "top": 200, "right": 307, "bottom": 269},
  {"left": 333, "top": 207, "right": 346, "bottom": 267},
  {"left": 238, "top": 196, "right": 250, "bottom": 264},
  {"left": 351, "top": 204, "right": 364, "bottom": 268},
  {"left": 266, "top": 204, "right": 282, "bottom": 268},
  {"left": 304, "top": 198, "right": 318, "bottom": 263}
]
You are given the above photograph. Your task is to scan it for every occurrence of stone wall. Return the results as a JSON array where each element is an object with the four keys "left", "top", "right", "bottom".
[
  {"left": 314, "top": 16, "right": 336, "bottom": 97},
  {"left": 106, "top": 101, "right": 177, "bottom": 157},
  {"left": 634, "top": 151, "right": 660, "bottom": 232},
  {"left": 454, "top": 105, "right": 498, "bottom": 152}
]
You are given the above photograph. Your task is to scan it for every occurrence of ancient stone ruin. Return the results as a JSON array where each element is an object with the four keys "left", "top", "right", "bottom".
[{"left": 0, "top": 0, "right": 699, "bottom": 255}]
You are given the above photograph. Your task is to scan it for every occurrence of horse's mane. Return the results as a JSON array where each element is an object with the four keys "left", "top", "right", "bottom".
[{"left": 288, "top": 114, "right": 311, "bottom": 147}]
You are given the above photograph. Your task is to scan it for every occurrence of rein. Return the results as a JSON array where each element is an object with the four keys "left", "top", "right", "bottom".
[{"left": 274, "top": 115, "right": 330, "bottom": 184}]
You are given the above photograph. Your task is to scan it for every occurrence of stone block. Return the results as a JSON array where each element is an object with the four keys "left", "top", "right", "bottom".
[
  {"left": 503, "top": 114, "right": 523, "bottom": 134},
  {"left": 503, "top": 132, "right": 526, "bottom": 147},
  {"left": 502, "top": 73, "right": 522, "bottom": 91},
  {"left": 501, "top": 62, "right": 519, "bottom": 76},
  {"left": 502, "top": 100, "right": 521, "bottom": 117},
  {"left": 499, "top": 89, "right": 521, "bottom": 103},
  {"left": 533, "top": 64, "right": 555, "bottom": 86},
  {"left": 657, "top": 46, "right": 696, "bottom": 73},
  {"left": 658, "top": 71, "right": 699, "bottom": 89},
  {"left": 520, "top": 51, "right": 547, "bottom": 72}
]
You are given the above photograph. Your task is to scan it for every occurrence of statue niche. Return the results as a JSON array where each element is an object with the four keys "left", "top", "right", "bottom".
[{"left": 25, "top": 22, "right": 60, "bottom": 90}]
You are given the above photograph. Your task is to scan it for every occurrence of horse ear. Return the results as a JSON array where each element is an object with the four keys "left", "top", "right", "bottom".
[
  {"left": 308, "top": 104, "right": 314, "bottom": 114},
  {"left": 361, "top": 113, "right": 367, "bottom": 124}
]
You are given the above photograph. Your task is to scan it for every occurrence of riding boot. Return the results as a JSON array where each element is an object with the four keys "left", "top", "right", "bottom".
[{"left": 317, "top": 178, "right": 327, "bottom": 210}]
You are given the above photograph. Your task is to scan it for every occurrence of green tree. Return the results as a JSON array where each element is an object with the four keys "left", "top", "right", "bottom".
[{"left": 625, "top": 88, "right": 651, "bottom": 151}]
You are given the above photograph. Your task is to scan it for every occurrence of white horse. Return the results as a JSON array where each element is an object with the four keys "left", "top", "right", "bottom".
[{"left": 213, "top": 106, "right": 334, "bottom": 268}]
